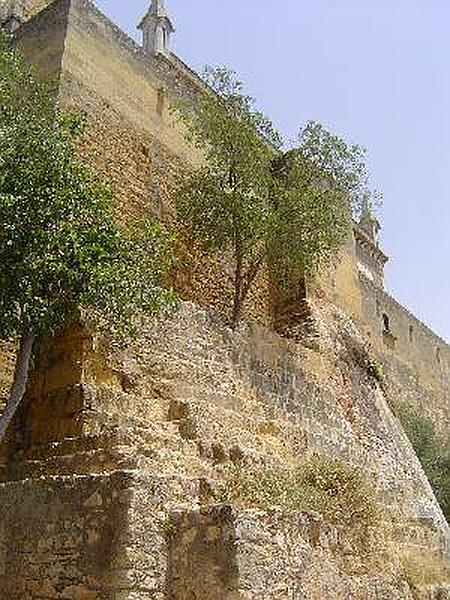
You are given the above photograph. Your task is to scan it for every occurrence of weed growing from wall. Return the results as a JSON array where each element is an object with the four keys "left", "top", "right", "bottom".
[
  {"left": 216, "top": 455, "right": 380, "bottom": 529},
  {"left": 367, "top": 360, "right": 384, "bottom": 384}
]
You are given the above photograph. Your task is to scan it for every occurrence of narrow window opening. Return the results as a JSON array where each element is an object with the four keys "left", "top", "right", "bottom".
[
  {"left": 157, "top": 87, "right": 166, "bottom": 117},
  {"left": 409, "top": 325, "right": 414, "bottom": 343},
  {"left": 382, "top": 313, "right": 396, "bottom": 350},
  {"left": 437, "top": 347, "right": 441, "bottom": 365}
]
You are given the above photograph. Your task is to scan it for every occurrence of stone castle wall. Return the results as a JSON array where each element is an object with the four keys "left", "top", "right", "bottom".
[
  {"left": 0, "top": 0, "right": 48, "bottom": 23},
  {"left": 1, "top": 301, "right": 449, "bottom": 598},
  {"left": 5, "top": 0, "right": 273, "bottom": 337},
  {"left": 360, "top": 276, "right": 450, "bottom": 433},
  {"left": 60, "top": 0, "right": 271, "bottom": 326},
  {"left": 4, "top": 0, "right": 67, "bottom": 79},
  {"left": 0, "top": 472, "right": 134, "bottom": 599},
  {"left": 1, "top": 2, "right": 450, "bottom": 597},
  {"left": 0, "top": 0, "right": 448, "bottom": 435}
]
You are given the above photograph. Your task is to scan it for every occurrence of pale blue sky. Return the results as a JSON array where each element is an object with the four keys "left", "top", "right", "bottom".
[{"left": 95, "top": 0, "right": 450, "bottom": 341}]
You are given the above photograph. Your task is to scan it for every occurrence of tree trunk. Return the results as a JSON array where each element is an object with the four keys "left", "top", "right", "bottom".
[
  {"left": 231, "top": 249, "right": 267, "bottom": 330},
  {"left": 231, "top": 252, "right": 244, "bottom": 330},
  {"left": 231, "top": 287, "right": 243, "bottom": 329},
  {"left": 0, "top": 331, "right": 34, "bottom": 443}
]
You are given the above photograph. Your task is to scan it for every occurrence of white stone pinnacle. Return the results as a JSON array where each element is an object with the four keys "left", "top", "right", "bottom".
[{"left": 139, "top": 0, "right": 175, "bottom": 56}]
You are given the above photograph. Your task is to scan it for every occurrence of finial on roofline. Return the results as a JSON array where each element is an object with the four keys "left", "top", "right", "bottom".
[{"left": 138, "top": 0, "right": 175, "bottom": 56}]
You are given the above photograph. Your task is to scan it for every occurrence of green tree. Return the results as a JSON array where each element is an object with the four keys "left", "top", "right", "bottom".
[
  {"left": 397, "top": 404, "right": 450, "bottom": 521},
  {"left": 269, "top": 122, "right": 370, "bottom": 280},
  {"left": 0, "top": 36, "right": 174, "bottom": 441},
  {"left": 176, "top": 67, "right": 371, "bottom": 328},
  {"left": 176, "top": 67, "right": 281, "bottom": 327}
]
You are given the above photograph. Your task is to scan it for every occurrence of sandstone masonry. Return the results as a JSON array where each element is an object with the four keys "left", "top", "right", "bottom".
[{"left": 0, "top": 1, "right": 449, "bottom": 598}]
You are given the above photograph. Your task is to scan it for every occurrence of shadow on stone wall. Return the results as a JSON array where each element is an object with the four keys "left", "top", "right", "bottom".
[{"left": 165, "top": 506, "right": 240, "bottom": 600}]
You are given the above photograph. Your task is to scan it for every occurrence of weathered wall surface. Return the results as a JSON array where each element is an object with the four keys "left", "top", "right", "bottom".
[
  {"left": 168, "top": 506, "right": 423, "bottom": 600},
  {"left": 0, "top": 470, "right": 196, "bottom": 600},
  {"left": 0, "top": 0, "right": 52, "bottom": 23},
  {"left": 61, "top": 0, "right": 201, "bottom": 170},
  {"left": 12, "top": 0, "right": 68, "bottom": 80},
  {"left": 0, "top": 0, "right": 18, "bottom": 21},
  {"left": 0, "top": 472, "right": 132, "bottom": 599},
  {"left": 310, "top": 232, "right": 363, "bottom": 324},
  {"left": 1, "top": 302, "right": 450, "bottom": 597},
  {"left": 2, "top": 0, "right": 272, "bottom": 334},
  {"left": 57, "top": 0, "right": 270, "bottom": 326}
]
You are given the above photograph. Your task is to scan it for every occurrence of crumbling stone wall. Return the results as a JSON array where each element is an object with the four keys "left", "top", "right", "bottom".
[
  {"left": 0, "top": 0, "right": 52, "bottom": 23},
  {"left": 1, "top": 301, "right": 450, "bottom": 598},
  {"left": 167, "top": 506, "right": 423, "bottom": 600},
  {"left": 11, "top": 0, "right": 68, "bottom": 80},
  {"left": 0, "top": 472, "right": 132, "bottom": 599},
  {"left": 0, "top": 470, "right": 199, "bottom": 599}
]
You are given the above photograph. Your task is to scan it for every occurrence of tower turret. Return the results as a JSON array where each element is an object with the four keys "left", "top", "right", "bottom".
[
  {"left": 138, "top": 0, "right": 175, "bottom": 56},
  {"left": 354, "top": 198, "right": 388, "bottom": 289}
]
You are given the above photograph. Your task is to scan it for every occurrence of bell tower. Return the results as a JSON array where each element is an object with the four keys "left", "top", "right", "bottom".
[{"left": 138, "top": 0, "right": 175, "bottom": 56}]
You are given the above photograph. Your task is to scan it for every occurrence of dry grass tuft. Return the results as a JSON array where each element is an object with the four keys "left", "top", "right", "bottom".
[
  {"left": 401, "top": 549, "right": 450, "bottom": 597},
  {"left": 216, "top": 454, "right": 380, "bottom": 529}
]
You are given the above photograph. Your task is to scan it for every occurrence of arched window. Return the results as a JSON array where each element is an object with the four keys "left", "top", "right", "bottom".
[{"left": 382, "top": 313, "right": 390, "bottom": 333}]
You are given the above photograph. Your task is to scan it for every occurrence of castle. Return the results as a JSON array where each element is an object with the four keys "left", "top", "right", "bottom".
[{"left": 0, "top": 1, "right": 450, "bottom": 598}]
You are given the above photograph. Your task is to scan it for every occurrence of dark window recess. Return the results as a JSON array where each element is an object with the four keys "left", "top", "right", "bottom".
[
  {"left": 437, "top": 347, "right": 441, "bottom": 365},
  {"left": 157, "top": 87, "right": 165, "bottom": 117},
  {"left": 409, "top": 325, "right": 414, "bottom": 343},
  {"left": 382, "top": 313, "right": 396, "bottom": 350}
]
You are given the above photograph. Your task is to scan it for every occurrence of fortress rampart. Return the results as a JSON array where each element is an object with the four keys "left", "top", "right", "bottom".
[{"left": 0, "top": 1, "right": 449, "bottom": 597}]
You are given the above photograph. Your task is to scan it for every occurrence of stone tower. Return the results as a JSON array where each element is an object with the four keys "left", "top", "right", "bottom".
[
  {"left": 138, "top": 0, "right": 175, "bottom": 56},
  {"left": 354, "top": 199, "right": 388, "bottom": 289}
]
